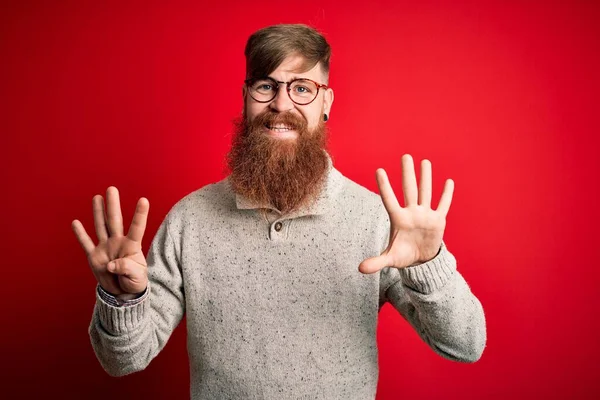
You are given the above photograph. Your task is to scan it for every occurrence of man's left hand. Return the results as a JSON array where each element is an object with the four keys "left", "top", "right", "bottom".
[{"left": 359, "top": 154, "right": 454, "bottom": 274}]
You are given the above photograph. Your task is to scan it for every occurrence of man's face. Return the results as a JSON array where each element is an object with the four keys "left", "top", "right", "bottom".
[{"left": 243, "top": 54, "right": 334, "bottom": 140}]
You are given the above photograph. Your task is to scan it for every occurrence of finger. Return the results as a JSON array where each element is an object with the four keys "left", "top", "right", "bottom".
[
  {"left": 106, "top": 257, "right": 145, "bottom": 278},
  {"left": 358, "top": 254, "right": 393, "bottom": 274},
  {"left": 127, "top": 197, "right": 150, "bottom": 242},
  {"left": 376, "top": 168, "right": 401, "bottom": 214},
  {"left": 436, "top": 179, "right": 455, "bottom": 216},
  {"left": 71, "top": 219, "right": 95, "bottom": 255},
  {"left": 92, "top": 195, "right": 109, "bottom": 241},
  {"left": 419, "top": 159, "right": 432, "bottom": 207},
  {"left": 106, "top": 186, "right": 124, "bottom": 236},
  {"left": 401, "top": 154, "right": 418, "bottom": 206}
]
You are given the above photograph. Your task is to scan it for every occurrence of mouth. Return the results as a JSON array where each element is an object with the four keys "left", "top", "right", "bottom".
[
  {"left": 265, "top": 123, "right": 294, "bottom": 132},
  {"left": 264, "top": 123, "right": 298, "bottom": 138}
]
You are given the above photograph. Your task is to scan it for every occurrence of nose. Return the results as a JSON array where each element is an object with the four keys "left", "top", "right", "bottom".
[{"left": 269, "top": 83, "right": 294, "bottom": 112}]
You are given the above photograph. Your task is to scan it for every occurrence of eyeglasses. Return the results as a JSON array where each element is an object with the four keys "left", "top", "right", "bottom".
[{"left": 244, "top": 77, "right": 328, "bottom": 106}]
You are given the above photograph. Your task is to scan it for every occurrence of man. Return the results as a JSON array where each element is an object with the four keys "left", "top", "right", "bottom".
[{"left": 72, "top": 24, "right": 486, "bottom": 399}]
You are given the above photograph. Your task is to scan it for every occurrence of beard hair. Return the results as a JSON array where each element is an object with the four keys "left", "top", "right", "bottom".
[{"left": 226, "top": 110, "right": 330, "bottom": 214}]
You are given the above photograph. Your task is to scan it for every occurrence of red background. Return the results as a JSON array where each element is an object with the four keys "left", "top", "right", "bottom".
[{"left": 2, "top": 0, "right": 599, "bottom": 398}]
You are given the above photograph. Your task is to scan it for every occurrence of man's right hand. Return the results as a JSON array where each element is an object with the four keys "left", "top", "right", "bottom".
[{"left": 72, "top": 186, "right": 150, "bottom": 298}]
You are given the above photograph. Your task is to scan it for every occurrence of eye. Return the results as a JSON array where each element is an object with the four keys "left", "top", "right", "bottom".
[
  {"left": 290, "top": 80, "right": 317, "bottom": 96},
  {"left": 252, "top": 80, "right": 276, "bottom": 92}
]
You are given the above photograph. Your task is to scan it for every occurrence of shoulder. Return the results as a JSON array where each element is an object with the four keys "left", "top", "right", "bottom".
[
  {"left": 164, "top": 178, "right": 235, "bottom": 224},
  {"left": 332, "top": 168, "right": 386, "bottom": 216}
]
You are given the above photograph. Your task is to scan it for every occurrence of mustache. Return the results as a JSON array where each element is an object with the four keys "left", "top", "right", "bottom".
[{"left": 250, "top": 110, "right": 308, "bottom": 131}]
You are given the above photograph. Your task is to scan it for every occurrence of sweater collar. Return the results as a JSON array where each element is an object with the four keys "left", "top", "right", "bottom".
[{"left": 233, "top": 153, "right": 344, "bottom": 218}]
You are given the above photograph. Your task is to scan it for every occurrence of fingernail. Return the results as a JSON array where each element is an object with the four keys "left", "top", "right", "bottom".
[{"left": 107, "top": 262, "right": 115, "bottom": 272}]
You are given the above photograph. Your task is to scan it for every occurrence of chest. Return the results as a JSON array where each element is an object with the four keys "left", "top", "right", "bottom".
[{"left": 179, "top": 211, "right": 380, "bottom": 322}]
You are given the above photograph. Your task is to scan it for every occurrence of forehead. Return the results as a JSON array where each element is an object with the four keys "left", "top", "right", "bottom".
[{"left": 270, "top": 54, "right": 326, "bottom": 82}]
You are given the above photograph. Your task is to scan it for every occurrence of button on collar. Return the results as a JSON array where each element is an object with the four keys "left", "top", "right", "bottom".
[{"left": 274, "top": 221, "right": 283, "bottom": 232}]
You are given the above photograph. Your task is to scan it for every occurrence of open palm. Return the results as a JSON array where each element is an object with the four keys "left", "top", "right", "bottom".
[
  {"left": 359, "top": 154, "right": 454, "bottom": 274},
  {"left": 72, "top": 187, "right": 149, "bottom": 296}
]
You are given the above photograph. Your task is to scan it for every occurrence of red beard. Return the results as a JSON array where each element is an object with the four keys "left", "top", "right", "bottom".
[{"left": 226, "top": 110, "right": 330, "bottom": 214}]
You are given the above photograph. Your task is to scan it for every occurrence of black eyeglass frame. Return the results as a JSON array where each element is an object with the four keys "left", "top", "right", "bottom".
[{"left": 244, "top": 77, "right": 329, "bottom": 106}]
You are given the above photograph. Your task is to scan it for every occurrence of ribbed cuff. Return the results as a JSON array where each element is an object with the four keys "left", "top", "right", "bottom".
[
  {"left": 95, "top": 284, "right": 151, "bottom": 335},
  {"left": 399, "top": 242, "right": 457, "bottom": 294}
]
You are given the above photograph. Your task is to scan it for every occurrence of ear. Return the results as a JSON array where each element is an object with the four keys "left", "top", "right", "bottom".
[
  {"left": 242, "top": 85, "right": 247, "bottom": 116},
  {"left": 323, "top": 87, "right": 334, "bottom": 118}
]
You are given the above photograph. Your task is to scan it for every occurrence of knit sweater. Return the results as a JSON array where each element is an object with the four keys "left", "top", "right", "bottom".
[{"left": 89, "top": 161, "right": 486, "bottom": 399}]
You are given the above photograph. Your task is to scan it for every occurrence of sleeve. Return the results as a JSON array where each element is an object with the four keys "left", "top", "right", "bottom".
[
  {"left": 88, "top": 213, "right": 186, "bottom": 376},
  {"left": 379, "top": 241, "right": 487, "bottom": 363},
  {"left": 97, "top": 284, "right": 148, "bottom": 307}
]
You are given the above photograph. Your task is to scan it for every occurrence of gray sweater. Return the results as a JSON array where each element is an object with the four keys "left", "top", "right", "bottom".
[{"left": 89, "top": 162, "right": 486, "bottom": 399}]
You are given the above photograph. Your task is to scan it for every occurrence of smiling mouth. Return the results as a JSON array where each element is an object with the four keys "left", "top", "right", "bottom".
[{"left": 265, "top": 124, "right": 295, "bottom": 133}]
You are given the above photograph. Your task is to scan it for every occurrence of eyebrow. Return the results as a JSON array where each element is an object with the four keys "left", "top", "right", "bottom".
[{"left": 267, "top": 75, "right": 309, "bottom": 82}]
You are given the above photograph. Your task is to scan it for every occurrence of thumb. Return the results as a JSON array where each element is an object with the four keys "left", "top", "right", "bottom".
[
  {"left": 107, "top": 258, "right": 143, "bottom": 278},
  {"left": 358, "top": 254, "right": 392, "bottom": 274}
]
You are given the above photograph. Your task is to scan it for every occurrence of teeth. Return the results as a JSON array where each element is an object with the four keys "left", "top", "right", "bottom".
[{"left": 266, "top": 124, "right": 293, "bottom": 132}]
